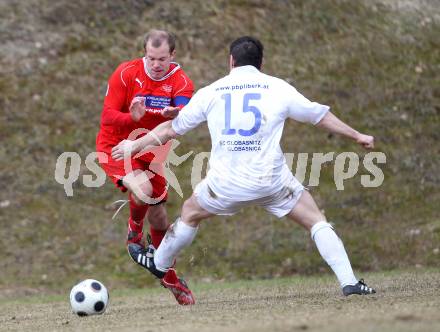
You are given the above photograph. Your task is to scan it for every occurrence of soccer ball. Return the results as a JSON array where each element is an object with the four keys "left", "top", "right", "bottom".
[{"left": 69, "top": 279, "right": 109, "bottom": 316}]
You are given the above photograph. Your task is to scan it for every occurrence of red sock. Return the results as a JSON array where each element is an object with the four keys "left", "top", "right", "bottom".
[
  {"left": 163, "top": 268, "right": 178, "bottom": 284},
  {"left": 129, "top": 193, "right": 149, "bottom": 228},
  {"left": 150, "top": 225, "right": 178, "bottom": 283},
  {"left": 128, "top": 218, "right": 143, "bottom": 234},
  {"left": 149, "top": 226, "right": 167, "bottom": 249}
]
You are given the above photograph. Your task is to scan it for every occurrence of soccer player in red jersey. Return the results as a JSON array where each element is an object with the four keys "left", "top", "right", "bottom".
[{"left": 96, "top": 30, "right": 195, "bottom": 305}]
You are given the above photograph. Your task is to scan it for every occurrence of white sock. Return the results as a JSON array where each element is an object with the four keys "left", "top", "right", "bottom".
[
  {"left": 311, "top": 221, "right": 358, "bottom": 287},
  {"left": 154, "top": 218, "right": 198, "bottom": 271}
]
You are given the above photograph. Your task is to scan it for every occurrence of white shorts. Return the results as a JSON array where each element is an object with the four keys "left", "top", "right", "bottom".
[{"left": 194, "top": 176, "right": 304, "bottom": 218}]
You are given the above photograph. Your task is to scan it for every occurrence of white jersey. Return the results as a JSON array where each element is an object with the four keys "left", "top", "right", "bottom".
[{"left": 172, "top": 65, "right": 329, "bottom": 201}]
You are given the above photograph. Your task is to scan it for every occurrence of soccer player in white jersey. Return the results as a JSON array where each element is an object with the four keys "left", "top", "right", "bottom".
[{"left": 112, "top": 36, "right": 376, "bottom": 297}]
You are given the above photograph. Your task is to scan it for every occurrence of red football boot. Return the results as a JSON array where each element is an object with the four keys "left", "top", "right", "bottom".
[{"left": 160, "top": 269, "right": 195, "bottom": 305}]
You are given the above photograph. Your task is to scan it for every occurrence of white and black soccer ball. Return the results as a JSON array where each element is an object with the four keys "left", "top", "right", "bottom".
[{"left": 69, "top": 279, "right": 109, "bottom": 316}]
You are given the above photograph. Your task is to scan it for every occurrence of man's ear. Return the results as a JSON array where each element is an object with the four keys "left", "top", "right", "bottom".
[
  {"left": 229, "top": 55, "right": 235, "bottom": 70},
  {"left": 170, "top": 49, "right": 176, "bottom": 60}
]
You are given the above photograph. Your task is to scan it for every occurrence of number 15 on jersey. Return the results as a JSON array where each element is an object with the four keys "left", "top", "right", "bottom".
[{"left": 221, "top": 93, "right": 262, "bottom": 137}]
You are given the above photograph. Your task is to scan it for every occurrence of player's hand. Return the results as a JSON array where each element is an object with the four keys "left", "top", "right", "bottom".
[
  {"left": 162, "top": 106, "right": 180, "bottom": 119},
  {"left": 111, "top": 140, "right": 136, "bottom": 161},
  {"left": 129, "top": 97, "right": 146, "bottom": 122},
  {"left": 356, "top": 133, "right": 375, "bottom": 149}
]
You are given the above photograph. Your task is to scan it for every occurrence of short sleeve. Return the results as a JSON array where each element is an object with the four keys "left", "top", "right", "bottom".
[
  {"left": 285, "top": 84, "right": 330, "bottom": 124},
  {"left": 172, "top": 71, "right": 194, "bottom": 108},
  {"left": 172, "top": 88, "right": 208, "bottom": 135}
]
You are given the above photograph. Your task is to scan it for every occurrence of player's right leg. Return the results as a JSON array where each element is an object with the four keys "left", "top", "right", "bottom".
[
  {"left": 286, "top": 190, "right": 375, "bottom": 295},
  {"left": 122, "top": 169, "right": 153, "bottom": 247},
  {"left": 154, "top": 194, "right": 214, "bottom": 270},
  {"left": 152, "top": 179, "right": 233, "bottom": 274},
  {"left": 97, "top": 153, "right": 151, "bottom": 247}
]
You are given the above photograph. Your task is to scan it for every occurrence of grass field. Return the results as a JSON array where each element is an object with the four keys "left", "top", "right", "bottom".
[
  {"left": 1, "top": 269, "right": 439, "bottom": 332},
  {"left": 0, "top": 0, "right": 439, "bottom": 291}
]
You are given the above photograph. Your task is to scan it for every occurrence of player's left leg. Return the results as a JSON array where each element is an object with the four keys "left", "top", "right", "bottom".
[
  {"left": 145, "top": 169, "right": 169, "bottom": 252},
  {"left": 286, "top": 190, "right": 375, "bottom": 295},
  {"left": 147, "top": 204, "right": 168, "bottom": 248}
]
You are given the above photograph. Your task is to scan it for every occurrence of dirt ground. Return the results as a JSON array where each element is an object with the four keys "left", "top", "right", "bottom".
[{"left": 0, "top": 270, "right": 439, "bottom": 332}]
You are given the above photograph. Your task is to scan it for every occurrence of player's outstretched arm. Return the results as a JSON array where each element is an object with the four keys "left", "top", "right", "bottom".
[
  {"left": 316, "top": 112, "right": 374, "bottom": 149},
  {"left": 111, "top": 120, "right": 177, "bottom": 161}
]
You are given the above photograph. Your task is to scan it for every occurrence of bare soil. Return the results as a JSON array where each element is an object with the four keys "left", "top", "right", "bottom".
[{"left": 0, "top": 270, "right": 439, "bottom": 332}]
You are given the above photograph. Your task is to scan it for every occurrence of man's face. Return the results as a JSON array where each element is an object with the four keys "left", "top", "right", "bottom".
[{"left": 145, "top": 41, "right": 175, "bottom": 80}]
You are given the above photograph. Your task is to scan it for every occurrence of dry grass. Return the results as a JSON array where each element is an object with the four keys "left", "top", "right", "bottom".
[{"left": 0, "top": 0, "right": 439, "bottom": 291}]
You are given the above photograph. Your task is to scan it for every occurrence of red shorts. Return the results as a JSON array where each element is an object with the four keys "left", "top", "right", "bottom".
[{"left": 98, "top": 152, "right": 168, "bottom": 203}]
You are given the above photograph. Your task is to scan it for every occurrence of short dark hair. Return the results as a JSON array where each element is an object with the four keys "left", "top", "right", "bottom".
[
  {"left": 229, "top": 36, "right": 264, "bottom": 69},
  {"left": 143, "top": 29, "right": 176, "bottom": 53}
]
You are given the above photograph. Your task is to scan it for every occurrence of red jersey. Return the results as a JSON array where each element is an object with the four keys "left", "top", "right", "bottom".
[{"left": 96, "top": 58, "right": 194, "bottom": 161}]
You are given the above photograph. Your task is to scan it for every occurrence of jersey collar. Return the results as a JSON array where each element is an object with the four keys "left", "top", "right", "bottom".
[
  {"left": 229, "top": 65, "right": 260, "bottom": 75},
  {"left": 143, "top": 58, "right": 181, "bottom": 81}
]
